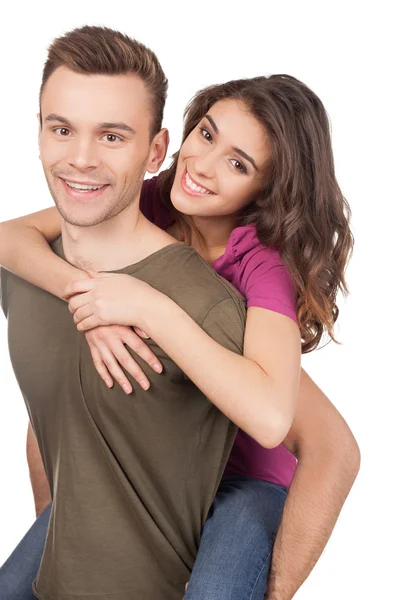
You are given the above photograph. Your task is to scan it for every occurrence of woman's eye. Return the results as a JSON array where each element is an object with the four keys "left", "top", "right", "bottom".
[
  {"left": 102, "top": 134, "right": 122, "bottom": 143},
  {"left": 55, "top": 127, "right": 71, "bottom": 136},
  {"left": 230, "top": 159, "right": 247, "bottom": 173},
  {"left": 199, "top": 127, "right": 212, "bottom": 142}
]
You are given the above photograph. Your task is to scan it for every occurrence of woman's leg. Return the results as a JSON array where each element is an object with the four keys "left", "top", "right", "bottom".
[
  {"left": 0, "top": 503, "right": 51, "bottom": 600},
  {"left": 185, "top": 475, "right": 287, "bottom": 600}
]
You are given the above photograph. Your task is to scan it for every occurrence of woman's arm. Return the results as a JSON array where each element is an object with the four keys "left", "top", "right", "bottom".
[
  {"left": 0, "top": 207, "right": 85, "bottom": 299},
  {"left": 0, "top": 209, "right": 177, "bottom": 389},
  {"left": 145, "top": 303, "right": 301, "bottom": 448},
  {"left": 68, "top": 275, "right": 302, "bottom": 449},
  {"left": 265, "top": 369, "right": 361, "bottom": 600}
]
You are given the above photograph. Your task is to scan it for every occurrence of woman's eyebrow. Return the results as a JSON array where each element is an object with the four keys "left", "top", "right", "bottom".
[
  {"left": 205, "top": 114, "right": 219, "bottom": 133},
  {"left": 204, "top": 114, "right": 259, "bottom": 171},
  {"left": 233, "top": 147, "right": 259, "bottom": 171}
]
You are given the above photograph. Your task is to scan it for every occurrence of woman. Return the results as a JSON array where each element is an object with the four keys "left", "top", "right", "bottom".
[{"left": 0, "top": 74, "right": 356, "bottom": 599}]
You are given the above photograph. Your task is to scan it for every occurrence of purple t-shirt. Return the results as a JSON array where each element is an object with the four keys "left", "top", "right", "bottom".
[{"left": 140, "top": 177, "right": 297, "bottom": 488}]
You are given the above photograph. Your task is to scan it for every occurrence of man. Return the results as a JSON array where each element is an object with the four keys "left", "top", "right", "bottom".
[{"left": 0, "top": 26, "right": 247, "bottom": 599}]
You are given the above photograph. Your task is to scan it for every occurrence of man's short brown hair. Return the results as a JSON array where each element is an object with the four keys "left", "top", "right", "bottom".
[{"left": 40, "top": 26, "right": 168, "bottom": 139}]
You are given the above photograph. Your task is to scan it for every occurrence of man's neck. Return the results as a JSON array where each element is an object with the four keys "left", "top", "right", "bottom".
[{"left": 61, "top": 204, "right": 175, "bottom": 272}]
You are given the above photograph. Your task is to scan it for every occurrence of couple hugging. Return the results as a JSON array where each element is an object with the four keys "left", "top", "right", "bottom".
[{"left": 0, "top": 25, "right": 359, "bottom": 600}]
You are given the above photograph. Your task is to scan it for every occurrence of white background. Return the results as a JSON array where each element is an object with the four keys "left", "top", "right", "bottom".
[{"left": 0, "top": 1, "right": 398, "bottom": 598}]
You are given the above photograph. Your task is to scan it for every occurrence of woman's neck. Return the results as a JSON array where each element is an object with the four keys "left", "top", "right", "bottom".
[
  {"left": 167, "top": 214, "right": 239, "bottom": 264},
  {"left": 190, "top": 214, "right": 238, "bottom": 264}
]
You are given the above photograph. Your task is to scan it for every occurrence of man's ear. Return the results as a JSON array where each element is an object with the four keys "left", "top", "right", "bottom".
[{"left": 146, "top": 128, "right": 169, "bottom": 174}]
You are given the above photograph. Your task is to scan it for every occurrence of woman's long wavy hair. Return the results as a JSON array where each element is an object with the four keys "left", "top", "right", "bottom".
[{"left": 158, "top": 75, "right": 354, "bottom": 353}]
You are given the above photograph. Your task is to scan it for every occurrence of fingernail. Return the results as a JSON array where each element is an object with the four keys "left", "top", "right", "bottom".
[
  {"left": 123, "top": 384, "right": 132, "bottom": 394},
  {"left": 106, "top": 380, "right": 113, "bottom": 388},
  {"left": 140, "top": 380, "right": 150, "bottom": 390},
  {"left": 153, "top": 364, "right": 162, "bottom": 373}
]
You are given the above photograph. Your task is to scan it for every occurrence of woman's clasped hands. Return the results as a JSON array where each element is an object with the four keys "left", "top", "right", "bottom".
[{"left": 64, "top": 272, "right": 163, "bottom": 394}]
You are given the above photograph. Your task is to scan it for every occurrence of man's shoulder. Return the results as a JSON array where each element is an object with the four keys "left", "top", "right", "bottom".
[
  {"left": 136, "top": 243, "right": 244, "bottom": 309},
  {"left": 129, "top": 243, "right": 246, "bottom": 338},
  {"left": 150, "top": 244, "right": 246, "bottom": 355}
]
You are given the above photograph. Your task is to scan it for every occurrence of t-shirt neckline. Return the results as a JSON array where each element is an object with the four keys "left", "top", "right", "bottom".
[{"left": 52, "top": 236, "right": 189, "bottom": 275}]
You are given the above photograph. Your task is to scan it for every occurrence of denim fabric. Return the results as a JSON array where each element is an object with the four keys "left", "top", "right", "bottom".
[
  {"left": 0, "top": 476, "right": 286, "bottom": 599},
  {"left": 185, "top": 475, "right": 287, "bottom": 600},
  {"left": 0, "top": 504, "right": 51, "bottom": 600}
]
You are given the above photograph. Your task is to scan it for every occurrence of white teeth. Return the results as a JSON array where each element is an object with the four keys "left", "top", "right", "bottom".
[
  {"left": 65, "top": 181, "right": 105, "bottom": 191},
  {"left": 185, "top": 172, "right": 212, "bottom": 194}
]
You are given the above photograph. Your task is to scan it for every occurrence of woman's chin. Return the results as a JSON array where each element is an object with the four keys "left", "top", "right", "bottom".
[{"left": 170, "top": 190, "right": 197, "bottom": 216}]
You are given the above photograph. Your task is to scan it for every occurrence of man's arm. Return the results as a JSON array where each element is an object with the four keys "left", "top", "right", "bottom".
[
  {"left": 266, "top": 369, "right": 361, "bottom": 600},
  {"left": 27, "top": 423, "right": 51, "bottom": 517}
]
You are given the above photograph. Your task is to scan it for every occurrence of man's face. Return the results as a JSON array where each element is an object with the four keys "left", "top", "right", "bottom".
[{"left": 39, "top": 67, "right": 154, "bottom": 227}]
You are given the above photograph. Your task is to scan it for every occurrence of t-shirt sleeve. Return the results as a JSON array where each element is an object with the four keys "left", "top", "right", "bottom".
[
  {"left": 244, "top": 253, "right": 298, "bottom": 323},
  {"left": 200, "top": 297, "right": 246, "bottom": 356}
]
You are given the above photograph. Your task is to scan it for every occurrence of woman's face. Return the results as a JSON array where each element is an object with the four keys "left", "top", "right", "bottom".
[{"left": 170, "top": 99, "right": 271, "bottom": 219}]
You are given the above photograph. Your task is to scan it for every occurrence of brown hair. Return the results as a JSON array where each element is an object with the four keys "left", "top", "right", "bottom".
[
  {"left": 40, "top": 26, "right": 168, "bottom": 138},
  {"left": 158, "top": 75, "right": 354, "bottom": 353}
]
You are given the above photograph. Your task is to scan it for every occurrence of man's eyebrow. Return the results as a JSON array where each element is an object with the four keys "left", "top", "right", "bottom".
[
  {"left": 205, "top": 114, "right": 259, "bottom": 171},
  {"left": 44, "top": 114, "right": 73, "bottom": 127},
  {"left": 99, "top": 122, "right": 136, "bottom": 135},
  {"left": 43, "top": 115, "right": 136, "bottom": 135}
]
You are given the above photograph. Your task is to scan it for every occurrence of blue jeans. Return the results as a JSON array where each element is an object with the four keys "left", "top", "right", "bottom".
[
  {"left": 0, "top": 503, "right": 51, "bottom": 600},
  {"left": 185, "top": 476, "right": 287, "bottom": 599},
  {"left": 0, "top": 476, "right": 287, "bottom": 600}
]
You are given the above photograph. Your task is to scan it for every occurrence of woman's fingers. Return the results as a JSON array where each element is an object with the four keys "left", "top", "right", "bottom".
[
  {"left": 83, "top": 325, "right": 162, "bottom": 393},
  {"left": 64, "top": 279, "right": 94, "bottom": 299},
  {"left": 133, "top": 326, "right": 150, "bottom": 339},
  {"left": 123, "top": 329, "right": 163, "bottom": 374},
  {"left": 77, "top": 315, "right": 100, "bottom": 332},
  {"left": 98, "top": 341, "right": 151, "bottom": 393},
  {"left": 87, "top": 342, "right": 113, "bottom": 389},
  {"left": 95, "top": 343, "right": 135, "bottom": 394},
  {"left": 73, "top": 303, "right": 93, "bottom": 324},
  {"left": 68, "top": 292, "right": 90, "bottom": 314},
  {"left": 111, "top": 341, "right": 153, "bottom": 390}
]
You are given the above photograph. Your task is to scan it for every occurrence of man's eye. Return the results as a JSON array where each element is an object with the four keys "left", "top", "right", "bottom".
[
  {"left": 102, "top": 134, "right": 122, "bottom": 143},
  {"left": 55, "top": 127, "right": 71, "bottom": 136}
]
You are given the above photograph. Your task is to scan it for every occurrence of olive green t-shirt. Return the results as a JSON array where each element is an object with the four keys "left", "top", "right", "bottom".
[{"left": 1, "top": 239, "right": 245, "bottom": 600}]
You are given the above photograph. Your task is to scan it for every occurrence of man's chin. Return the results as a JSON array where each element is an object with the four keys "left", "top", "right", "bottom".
[{"left": 56, "top": 204, "right": 108, "bottom": 229}]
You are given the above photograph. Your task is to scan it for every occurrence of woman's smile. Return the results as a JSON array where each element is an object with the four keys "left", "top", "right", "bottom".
[{"left": 180, "top": 167, "right": 215, "bottom": 197}]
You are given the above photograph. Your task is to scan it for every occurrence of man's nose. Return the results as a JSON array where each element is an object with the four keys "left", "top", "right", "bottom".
[{"left": 67, "top": 138, "right": 99, "bottom": 170}]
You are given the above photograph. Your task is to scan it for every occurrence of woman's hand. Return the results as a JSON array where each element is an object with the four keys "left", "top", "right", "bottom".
[
  {"left": 65, "top": 272, "right": 158, "bottom": 332},
  {"left": 85, "top": 325, "right": 163, "bottom": 394}
]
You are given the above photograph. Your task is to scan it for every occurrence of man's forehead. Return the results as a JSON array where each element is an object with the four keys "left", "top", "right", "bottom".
[{"left": 41, "top": 67, "right": 151, "bottom": 127}]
